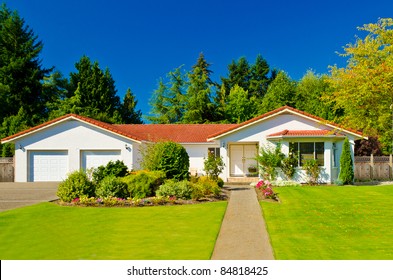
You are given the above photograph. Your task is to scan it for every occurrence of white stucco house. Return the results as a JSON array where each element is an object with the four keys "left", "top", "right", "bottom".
[{"left": 1, "top": 106, "right": 364, "bottom": 183}]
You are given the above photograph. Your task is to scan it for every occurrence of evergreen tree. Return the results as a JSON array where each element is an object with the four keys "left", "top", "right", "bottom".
[
  {"left": 338, "top": 138, "right": 354, "bottom": 184},
  {"left": 259, "top": 71, "right": 297, "bottom": 113},
  {"left": 0, "top": 107, "right": 29, "bottom": 156},
  {"left": 182, "top": 54, "right": 216, "bottom": 123},
  {"left": 54, "top": 56, "right": 122, "bottom": 123},
  {"left": 120, "top": 88, "right": 143, "bottom": 124},
  {"left": 249, "top": 54, "right": 271, "bottom": 98},
  {"left": 0, "top": 4, "right": 51, "bottom": 123},
  {"left": 148, "top": 66, "right": 187, "bottom": 123}
]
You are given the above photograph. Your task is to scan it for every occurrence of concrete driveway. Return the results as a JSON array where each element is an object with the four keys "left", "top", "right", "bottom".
[{"left": 0, "top": 182, "right": 59, "bottom": 212}]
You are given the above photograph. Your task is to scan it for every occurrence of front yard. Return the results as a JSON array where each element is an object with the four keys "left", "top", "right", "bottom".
[
  {"left": 0, "top": 201, "right": 227, "bottom": 260},
  {"left": 261, "top": 185, "right": 393, "bottom": 259}
]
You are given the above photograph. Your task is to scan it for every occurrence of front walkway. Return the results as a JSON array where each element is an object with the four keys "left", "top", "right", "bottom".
[{"left": 211, "top": 185, "right": 275, "bottom": 260}]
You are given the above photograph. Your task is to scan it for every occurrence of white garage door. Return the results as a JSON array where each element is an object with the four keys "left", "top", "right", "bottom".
[
  {"left": 29, "top": 151, "right": 68, "bottom": 182},
  {"left": 81, "top": 150, "right": 122, "bottom": 170}
]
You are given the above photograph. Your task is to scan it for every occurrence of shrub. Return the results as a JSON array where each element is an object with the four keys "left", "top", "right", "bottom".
[
  {"left": 339, "top": 138, "right": 354, "bottom": 184},
  {"left": 156, "top": 180, "right": 193, "bottom": 200},
  {"left": 92, "top": 160, "right": 128, "bottom": 183},
  {"left": 255, "top": 179, "right": 278, "bottom": 200},
  {"left": 95, "top": 175, "right": 129, "bottom": 199},
  {"left": 281, "top": 152, "right": 298, "bottom": 180},
  {"left": 57, "top": 170, "right": 95, "bottom": 202},
  {"left": 303, "top": 159, "right": 320, "bottom": 185},
  {"left": 140, "top": 141, "right": 189, "bottom": 180},
  {"left": 122, "top": 170, "right": 166, "bottom": 199},
  {"left": 191, "top": 176, "right": 220, "bottom": 200},
  {"left": 256, "top": 143, "right": 284, "bottom": 180},
  {"left": 203, "top": 153, "right": 225, "bottom": 180}
]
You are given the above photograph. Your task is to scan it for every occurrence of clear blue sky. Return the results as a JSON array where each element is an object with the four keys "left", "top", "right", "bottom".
[{"left": 6, "top": 0, "right": 393, "bottom": 119}]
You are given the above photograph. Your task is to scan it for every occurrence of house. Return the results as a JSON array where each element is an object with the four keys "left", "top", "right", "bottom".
[{"left": 1, "top": 106, "right": 364, "bottom": 183}]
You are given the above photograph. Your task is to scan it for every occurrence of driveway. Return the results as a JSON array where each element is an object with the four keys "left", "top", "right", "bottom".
[{"left": 0, "top": 182, "right": 59, "bottom": 212}]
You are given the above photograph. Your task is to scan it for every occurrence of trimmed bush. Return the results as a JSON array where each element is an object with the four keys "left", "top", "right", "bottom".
[
  {"left": 95, "top": 175, "right": 129, "bottom": 199},
  {"left": 156, "top": 180, "right": 193, "bottom": 200},
  {"left": 339, "top": 138, "right": 354, "bottom": 184},
  {"left": 57, "top": 170, "right": 95, "bottom": 202},
  {"left": 191, "top": 176, "right": 220, "bottom": 200},
  {"left": 92, "top": 160, "right": 128, "bottom": 183},
  {"left": 122, "top": 170, "right": 166, "bottom": 199},
  {"left": 140, "top": 141, "right": 189, "bottom": 180}
]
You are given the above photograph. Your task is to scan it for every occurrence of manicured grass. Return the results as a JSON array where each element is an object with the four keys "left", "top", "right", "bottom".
[
  {"left": 0, "top": 202, "right": 227, "bottom": 260},
  {"left": 261, "top": 185, "right": 393, "bottom": 260}
]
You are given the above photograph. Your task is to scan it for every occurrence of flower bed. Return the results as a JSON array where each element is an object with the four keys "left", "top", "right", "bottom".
[{"left": 254, "top": 180, "right": 279, "bottom": 202}]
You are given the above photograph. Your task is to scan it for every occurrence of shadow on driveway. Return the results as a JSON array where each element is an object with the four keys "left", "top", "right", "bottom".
[{"left": 0, "top": 182, "right": 59, "bottom": 212}]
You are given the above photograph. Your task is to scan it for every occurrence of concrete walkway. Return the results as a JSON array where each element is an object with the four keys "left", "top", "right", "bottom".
[{"left": 211, "top": 185, "right": 275, "bottom": 260}]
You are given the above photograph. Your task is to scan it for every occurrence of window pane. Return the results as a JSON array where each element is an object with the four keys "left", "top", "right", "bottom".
[
  {"left": 299, "top": 142, "right": 314, "bottom": 166},
  {"left": 208, "top": 148, "right": 220, "bottom": 158},
  {"left": 315, "top": 142, "right": 324, "bottom": 166}
]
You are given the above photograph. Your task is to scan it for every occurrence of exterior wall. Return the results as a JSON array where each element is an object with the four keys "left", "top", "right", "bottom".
[
  {"left": 183, "top": 143, "right": 220, "bottom": 176},
  {"left": 13, "top": 120, "right": 137, "bottom": 182}
]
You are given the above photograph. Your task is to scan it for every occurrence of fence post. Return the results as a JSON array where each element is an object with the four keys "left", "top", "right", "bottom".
[
  {"left": 370, "top": 154, "right": 374, "bottom": 180},
  {"left": 390, "top": 154, "right": 393, "bottom": 180}
]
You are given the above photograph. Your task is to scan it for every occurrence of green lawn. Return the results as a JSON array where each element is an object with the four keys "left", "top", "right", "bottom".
[
  {"left": 0, "top": 202, "right": 227, "bottom": 260},
  {"left": 261, "top": 185, "right": 393, "bottom": 260}
]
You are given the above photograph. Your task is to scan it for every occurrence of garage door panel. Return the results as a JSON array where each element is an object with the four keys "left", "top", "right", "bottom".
[
  {"left": 81, "top": 150, "right": 121, "bottom": 170},
  {"left": 29, "top": 151, "right": 68, "bottom": 182}
]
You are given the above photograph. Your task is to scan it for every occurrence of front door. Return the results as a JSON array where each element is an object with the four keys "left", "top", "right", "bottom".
[{"left": 230, "top": 144, "right": 258, "bottom": 177}]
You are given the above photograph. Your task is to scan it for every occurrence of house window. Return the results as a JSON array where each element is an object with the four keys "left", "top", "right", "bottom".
[
  {"left": 208, "top": 147, "right": 220, "bottom": 158},
  {"left": 289, "top": 142, "right": 324, "bottom": 166}
]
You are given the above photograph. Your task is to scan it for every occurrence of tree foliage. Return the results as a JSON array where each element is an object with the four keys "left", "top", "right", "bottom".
[{"left": 325, "top": 18, "right": 393, "bottom": 152}]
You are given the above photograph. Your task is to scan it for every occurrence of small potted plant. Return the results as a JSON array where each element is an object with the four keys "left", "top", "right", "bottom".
[{"left": 247, "top": 165, "right": 258, "bottom": 176}]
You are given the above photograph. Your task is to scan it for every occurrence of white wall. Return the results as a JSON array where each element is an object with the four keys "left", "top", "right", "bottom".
[
  {"left": 14, "top": 119, "right": 137, "bottom": 182},
  {"left": 183, "top": 143, "right": 220, "bottom": 176}
]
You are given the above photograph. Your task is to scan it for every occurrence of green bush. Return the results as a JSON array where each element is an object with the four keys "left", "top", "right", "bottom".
[
  {"left": 140, "top": 141, "right": 189, "bottom": 180},
  {"left": 281, "top": 152, "right": 298, "bottom": 180},
  {"left": 95, "top": 175, "right": 129, "bottom": 199},
  {"left": 203, "top": 153, "right": 225, "bottom": 180},
  {"left": 303, "top": 159, "right": 320, "bottom": 185},
  {"left": 339, "top": 138, "right": 354, "bottom": 184},
  {"left": 57, "top": 170, "right": 95, "bottom": 202},
  {"left": 191, "top": 176, "right": 220, "bottom": 200},
  {"left": 256, "top": 144, "right": 284, "bottom": 180},
  {"left": 122, "top": 170, "right": 166, "bottom": 199},
  {"left": 156, "top": 180, "right": 193, "bottom": 200},
  {"left": 92, "top": 160, "right": 128, "bottom": 183}
]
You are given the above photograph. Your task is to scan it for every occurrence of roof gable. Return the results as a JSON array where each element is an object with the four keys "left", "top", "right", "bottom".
[{"left": 207, "top": 106, "right": 364, "bottom": 140}]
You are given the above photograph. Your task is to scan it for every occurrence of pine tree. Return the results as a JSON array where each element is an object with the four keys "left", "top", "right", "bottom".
[
  {"left": 148, "top": 66, "right": 187, "bottom": 123},
  {"left": 120, "top": 88, "right": 143, "bottom": 124},
  {"left": 182, "top": 54, "right": 216, "bottom": 123},
  {"left": 338, "top": 138, "right": 354, "bottom": 184},
  {"left": 0, "top": 4, "right": 51, "bottom": 123}
]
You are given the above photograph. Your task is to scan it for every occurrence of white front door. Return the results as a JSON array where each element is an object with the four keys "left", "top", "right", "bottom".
[{"left": 230, "top": 144, "right": 258, "bottom": 177}]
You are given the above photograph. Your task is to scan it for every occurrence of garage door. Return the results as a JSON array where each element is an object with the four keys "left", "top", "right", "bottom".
[
  {"left": 29, "top": 151, "right": 68, "bottom": 182},
  {"left": 81, "top": 150, "right": 122, "bottom": 170}
]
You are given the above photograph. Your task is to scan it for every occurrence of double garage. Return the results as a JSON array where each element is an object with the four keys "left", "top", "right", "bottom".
[{"left": 29, "top": 150, "right": 122, "bottom": 182}]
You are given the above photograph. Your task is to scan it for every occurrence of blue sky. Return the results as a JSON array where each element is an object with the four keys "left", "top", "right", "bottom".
[{"left": 6, "top": 0, "right": 393, "bottom": 119}]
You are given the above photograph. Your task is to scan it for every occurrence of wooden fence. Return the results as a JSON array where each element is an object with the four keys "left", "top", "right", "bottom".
[
  {"left": 354, "top": 155, "right": 393, "bottom": 181},
  {"left": 0, "top": 157, "right": 14, "bottom": 182}
]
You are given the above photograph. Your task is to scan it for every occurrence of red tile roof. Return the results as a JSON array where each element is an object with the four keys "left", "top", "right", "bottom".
[
  {"left": 114, "top": 124, "right": 237, "bottom": 143},
  {"left": 267, "top": 129, "right": 346, "bottom": 137}
]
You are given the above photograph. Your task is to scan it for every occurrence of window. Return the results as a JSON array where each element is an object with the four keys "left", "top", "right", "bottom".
[
  {"left": 289, "top": 142, "right": 324, "bottom": 166},
  {"left": 208, "top": 147, "right": 220, "bottom": 158}
]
